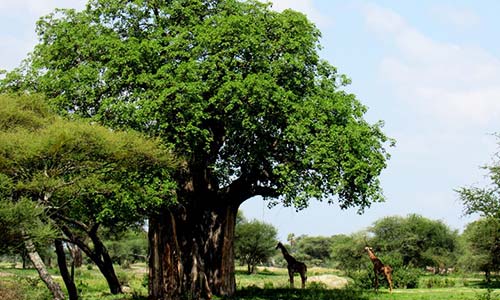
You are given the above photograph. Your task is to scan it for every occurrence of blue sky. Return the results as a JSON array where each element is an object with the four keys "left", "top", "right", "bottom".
[{"left": 1, "top": 0, "right": 498, "bottom": 241}]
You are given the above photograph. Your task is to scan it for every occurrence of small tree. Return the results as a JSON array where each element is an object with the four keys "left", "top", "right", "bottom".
[
  {"left": 294, "top": 235, "right": 333, "bottom": 266},
  {"left": 235, "top": 219, "right": 277, "bottom": 274},
  {"left": 0, "top": 198, "right": 64, "bottom": 300},
  {"left": 460, "top": 218, "right": 500, "bottom": 282},
  {"left": 369, "top": 214, "right": 458, "bottom": 269},
  {"left": 457, "top": 135, "right": 500, "bottom": 282},
  {"left": 0, "top": 93, "right": 176, "bottom": 296},
  {"left": 104, "top": 228, "right": 149, "bottom": 266},
  {"left": 330, "top": 232, "right": 368, "bottom": 272}
]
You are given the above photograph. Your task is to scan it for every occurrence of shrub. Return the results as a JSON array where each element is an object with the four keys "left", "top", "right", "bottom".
[
  {"left": 420, "top": 275, "right": 456, "bottom": 288},
  {"left": 348, "top": 269, "right": 373, "bottom": 290},
  {"left": 117, "top": 270, "right": 131, "bottom": 286},
  {"left": 263, "top": 281, "right": 274, "bottom": 289},
  {"left": 308, "top": 281, "right": 328, "bottom": 290},
  {"left": 393, "top": 267, "right": 422, "bottom": 289}
]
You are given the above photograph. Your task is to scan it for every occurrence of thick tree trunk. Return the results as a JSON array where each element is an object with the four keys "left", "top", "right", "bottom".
[
  {"left": 55, "top": 239, "right": 78, "bottom": 300},
  {"left": 149, "top": 201, "right": 238, "bottom": 300},
  {"left": 24, "top": 237, "right": 65, "bottom": 300}
]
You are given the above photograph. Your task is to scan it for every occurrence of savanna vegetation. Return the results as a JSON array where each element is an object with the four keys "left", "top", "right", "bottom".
[
  {"left": 1, "top": 211, "right": 500, "bottom": 300},
  {"left": 0, "top": 0, "right": 499, "bottom": 299}
]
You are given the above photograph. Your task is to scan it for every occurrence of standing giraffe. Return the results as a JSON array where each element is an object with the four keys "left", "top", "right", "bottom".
[
  {"left": 364, "top": 246, "right": 393, "bottom": 293},
  {"left": 276, "top": 242, "right": 307, "bottom": 288}
]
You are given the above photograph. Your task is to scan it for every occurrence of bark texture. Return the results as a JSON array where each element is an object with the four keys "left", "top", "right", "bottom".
[
  {"left": 149, "top": 201, "right": 238, "bottom": 300},
  {"left": 24, "top": 237, "right": 65, "bottom": 300}
]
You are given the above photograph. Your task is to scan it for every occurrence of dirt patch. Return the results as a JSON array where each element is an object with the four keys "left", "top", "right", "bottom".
[
  {"left": 308, "top": 274, "right": 349, "bottom": 289},
  {"left": 0, "top": 272, "right": 13, "bottom": 277}
]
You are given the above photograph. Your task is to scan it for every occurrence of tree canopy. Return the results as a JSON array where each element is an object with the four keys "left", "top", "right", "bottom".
[
  {"left": 234, "top": 217, "right": 277, "bottom": 274},
  {"left": 457, "top": 135, "right": 500, "bottom": 219},
  {"left": 2, "top": 0, "right": 392, "bottom": 211},
  {"left": 369, "top": 214, "right": 458, "bottom": 268},
  {"left": 0, "top": 93, "right": 177, "bottom": 295},
  {"left": 457, "top": 135, "right": 500, "bottom": 282},
  {"left": 1, "top": 0, "right": 393, "bottom": 298},
  {"left": 459, "top": 218, "right": 500, "bottom": 281},
  {"left": 0, "top": 93, "right": 176, "bottom": 227}
]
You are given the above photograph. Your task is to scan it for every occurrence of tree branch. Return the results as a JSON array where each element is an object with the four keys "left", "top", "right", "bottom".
[
  {"left": 53, "top": 213, "right": 90, "bottom": 232},
  {"left": 221, "top": 170, "right": 278, "bottom": 205}
]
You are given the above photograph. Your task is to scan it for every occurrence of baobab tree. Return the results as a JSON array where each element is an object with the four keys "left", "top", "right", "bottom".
[{"left": 1, "top": 0, "right": 393, "bottom": 298}]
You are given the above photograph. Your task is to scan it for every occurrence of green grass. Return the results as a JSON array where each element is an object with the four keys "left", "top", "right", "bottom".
[{"left": 0, "top": 264, "right": 499, "bottom": 300}]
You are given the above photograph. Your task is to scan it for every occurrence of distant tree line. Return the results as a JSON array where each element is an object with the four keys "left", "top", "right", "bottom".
[{"left": 232, "top": 211, "right": 500, "bottom": 288}]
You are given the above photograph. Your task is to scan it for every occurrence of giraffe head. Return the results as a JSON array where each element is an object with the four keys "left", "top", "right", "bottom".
[
  {"left": 276, "top": 242, "right": 284, "bottom": 249},
  {"left": 364, "top": 246, "right": 373, "bottom": 252}
]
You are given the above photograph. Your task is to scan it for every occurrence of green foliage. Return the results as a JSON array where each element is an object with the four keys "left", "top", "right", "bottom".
[
  {"left": 347, "top": 269, "right": 373, "bottom": 290},
  {"left": 330, "top": 232, "right": 368, "bottom": 271},
  {"left": 235, "top": 218, "right": 278, "bottom": 274},
  {"left": 1, "top": 0, "right": 392, "bottom": 213},
  {"left": 369, "top": 214, "right": 458, "bottom": 268},
  {"left": 459, "top": 218, "right": 500, "bottom": 279},
  {"left": 0, "top": 93, "right": 52, "bottom": 131},
  {"left": 0, "top": 94, "right": 177, "bottom": 229},
  {"left": 235, "top": 286, "right": 368, "bottom": 300},
  {"left": 0, "top": 197, "right": 57, "bottom": 254},
  {"left": 349, "top": 265, "right": 421, "bottom": 290},
  {"left": 420, "top": 275, "right": 456, "bottom": 289},
  {"left": 457, "top": 137, "right": 500, "bottom": 282},
  {"left": 294, "top": 235, "right": 333, "bottom": 266},
  {"left": 103, "top": 229, "right": 148, "bottom": 265},
  {"left": 457, "top": 135, "right": 500, "bottom": 219},
  {"left": 392, "top": 267, "right": 422, "bottom": 289}
]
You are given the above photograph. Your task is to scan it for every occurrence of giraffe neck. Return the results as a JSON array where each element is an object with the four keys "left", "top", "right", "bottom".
[
  {"left": 279, "top": 245, "right": 294, "bottom": 262},
  {"left": 367, "top": 249, "right": 378, "bottom": 261}
]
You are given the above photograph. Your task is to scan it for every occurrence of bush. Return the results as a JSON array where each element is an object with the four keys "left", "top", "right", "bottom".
[
  {"left": 117, "top": 270, "right": 131, "bottom": 287},
  {"left": 393, "top": 267, "right": 422, "bottom": 289},
  {"left": 348, "top": 266, "right": 422, "bottom": 290},
  {"left": 308, "top": 281, "right": 328, "bottom": 290},
  {"left": 420, "top": 275, "right": 456, "bottom": 288},
  {"left": 263, "top": 281, "right": 274, "bottom": 289},
  {"left": 348, "top": 269, "right": 373, "bottom": 290}
]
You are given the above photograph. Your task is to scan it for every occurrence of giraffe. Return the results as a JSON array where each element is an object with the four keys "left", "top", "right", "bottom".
[
  {"left": 276, "top": 242, "right": 307, "bottom": 288},
  {"left": 364, "top": 246, "right": 393, "bottom": 293}
]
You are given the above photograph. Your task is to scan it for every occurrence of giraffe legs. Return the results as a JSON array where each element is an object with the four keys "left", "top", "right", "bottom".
[
  {"left": 384, "top": 267, "right": 393, "bottom": 293},
  {"left": 288, "top": 268, "right": 294, "bottom": 288},
  {"left": 300, "top": 273, "right": 307, "bottom": 289},
  {"left": 373, "top": 268, "right": 393, "bottom": 293}
]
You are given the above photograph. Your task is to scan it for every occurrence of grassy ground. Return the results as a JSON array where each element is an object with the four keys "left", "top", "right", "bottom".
[{"left": 0, "top": 263, "right": 498, "bottom": 300}]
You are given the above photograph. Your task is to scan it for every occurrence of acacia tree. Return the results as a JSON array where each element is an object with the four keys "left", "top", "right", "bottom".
[
  {"left": 0, "top": 198, "right": 65, "bottom": 300},
  {"left": 0, "top": 94, "right": 176, "bottom": 297},
  {"left": 234, "top": 219, "right": 277, "bottom": 274},
  {"left": 457, "top": 135, "right": 500, "bottom": 282},
  {"left": 369, "top": 214, "right": 458, "bottom": 268},
  {"left": 2, "top": 0, "right": 392, "bottom": 298},
  {"left": 460, "top": 218, "right": 500, "bottom": 282}
]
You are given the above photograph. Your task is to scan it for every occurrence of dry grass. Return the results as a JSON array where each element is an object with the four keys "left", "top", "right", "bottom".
[{"left": 0, "top": 281, "right": 26, "bottom": 300}]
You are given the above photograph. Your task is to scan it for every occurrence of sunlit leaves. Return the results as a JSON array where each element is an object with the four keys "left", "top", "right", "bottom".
[
  {"left": 0, "top": 94, "right": 177, "bottom": 228},
  {"left": 1, "top": 0, "right": 392, "bottom": 212}
]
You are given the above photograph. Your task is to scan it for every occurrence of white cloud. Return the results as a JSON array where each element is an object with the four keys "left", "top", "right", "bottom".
[
  {"left": 361, "top": 3, "right": 500, "bottom": 125},
  {"left": 0, "top": 0, "right": 86, "bottom": 72},
  {"left": 430, "top": 5, "right": 480, "bottom": 29},
  {"left": 0, "top": 0, "right": 86, "bottom": 15},
  {"left": 267, "top": 0, "right": 332, "bottom": 27}
]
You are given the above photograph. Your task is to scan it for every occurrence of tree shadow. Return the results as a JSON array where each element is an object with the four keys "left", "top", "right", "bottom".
[
  {"left": 234, "top": 268, "right": 283, "bottom": 277},
  {"left": 226, "top": 286, "right": 368, "bottom": 300}
]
